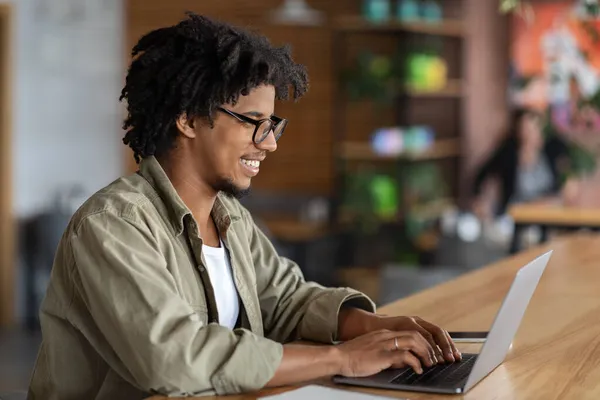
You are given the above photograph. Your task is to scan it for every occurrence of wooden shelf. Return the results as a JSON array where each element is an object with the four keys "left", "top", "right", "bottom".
[
  {"left": 338, "top": 197, "right": 454, "bottom": 226},
  {"left": 404, "top": 79, "right": 464, "bottom": 98},
  {"left": 338, "top": 138, "right": 460, "bottom": 162},
  {"left": 261, "top": 216, "right": 331, "bottom": 243},
  {"left": 338, "top": 211, "right": 402, "bottom": 226},
  {"left": 334, "top": 16, "right": 465, "bottom": 37}
]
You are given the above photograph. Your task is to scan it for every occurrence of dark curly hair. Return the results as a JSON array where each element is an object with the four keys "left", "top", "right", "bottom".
[{"left": 120, "top": 12, "right": 309, "bottom": 163}]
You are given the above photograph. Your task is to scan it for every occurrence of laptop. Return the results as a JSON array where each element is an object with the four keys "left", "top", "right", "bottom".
[{"left": 333, "top": 251, "right": 552, "bottom": 395}]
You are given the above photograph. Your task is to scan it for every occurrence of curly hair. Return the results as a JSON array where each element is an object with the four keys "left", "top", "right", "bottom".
[{"left": 120, "top": 12, "right": 309, "bottom": 163}]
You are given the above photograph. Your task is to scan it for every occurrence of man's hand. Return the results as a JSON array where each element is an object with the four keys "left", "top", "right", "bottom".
[
  {"left": 266, "top": 328, "right": 437, "bottom": 388},
  {"left": 338, "top": 308, "right": 461, "bottom": 364},
  {"left": 373, "top": 316, "right": 462, "bottom": 363},
  {"left": 335, "top": 329, "right": 436, "bottom": 377}
]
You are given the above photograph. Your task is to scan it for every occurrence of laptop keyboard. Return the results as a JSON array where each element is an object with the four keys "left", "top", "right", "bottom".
[{"left": 389, "top": 353, "right": 477, "bottom": 388}]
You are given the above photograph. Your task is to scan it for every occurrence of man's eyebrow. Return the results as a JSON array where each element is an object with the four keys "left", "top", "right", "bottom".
[{"left": 242, "top": 111, "right": 272, "bottom": 119}]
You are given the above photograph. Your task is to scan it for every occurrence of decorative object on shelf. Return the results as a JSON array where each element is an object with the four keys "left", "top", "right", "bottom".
[
  {"left": 402, "top": 126, "right": 435, "bottom": 152},
  {"left": 370, "top": 125, "right": 435, "bottom": 155},
  {"left": 371, "top": 127, "right": 404, "bottom": 155},
  {"left": 402, "top": 163, "right": 447, "bottom": 207},
  {"left": 420, "top": 0, "right": 443, "bottom": 23},
  {"left": 363, "top": 0, "right": 392, "bottom": 23},
  {"left": 371, "top": 175, "right": 400, "bottom": 219},
  {"left": 342, "top": 51, "right": 402, "bottom": 105},
  {"left": 341, "top": 168, "right": 397, "bottom": 233},
  {"left": 405, "top": 51, "right": 448, "bottom": 92},
  {"left": 396, "top": 0, "right": 420, "bottom": 22},
  {"left": 401, "top": 163, "right": 450, "bottom": 240},
  {"left": 269, "top": 0, "right": 325, "bottom": 26},
  {"left": 343, "top": 48, "right": 449, "bottom": 105}
]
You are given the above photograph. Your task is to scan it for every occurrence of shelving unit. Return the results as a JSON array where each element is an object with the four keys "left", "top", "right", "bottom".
[
  {"left": 334, "top": 15, "right": 465, "bottom": 37},
  {"left": 330, "top": 3, "right": 467, "bottom": 264},
  {"left": 405, "top": 78, "right": 464, "bottom": 97},
  {"left": 338, "top": 137, "right": 460, "bottom": 162}
]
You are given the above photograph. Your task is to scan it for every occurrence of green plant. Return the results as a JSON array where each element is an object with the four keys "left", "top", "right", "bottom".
[
  {"left": 500, "top": 0, "right": 599, "bottom": 16},
  {"left": 340, "top": 163, "right": 449, "bottom": 243},
  {"left": 542, "top": 109, "right": 599, "bottom": 180},
  {"left": 341, "top": 168, "right": 397, "bottom": 234},
  {"left": 342, "top": 51, "right": 402, "bottom": 106},
  {"left": 402, "top": 163, "right": 449, "bottom": 239}
]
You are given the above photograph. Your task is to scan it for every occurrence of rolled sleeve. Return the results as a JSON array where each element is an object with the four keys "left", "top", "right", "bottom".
[
  {"left": 211, "top": 331, "right": 283, "bottom": 395},
  {"left": 297, "top": 288, "right": 376, "bottom": 344},
  {"left": 243, "top": 207, "right": 376, "bottom": 345}
]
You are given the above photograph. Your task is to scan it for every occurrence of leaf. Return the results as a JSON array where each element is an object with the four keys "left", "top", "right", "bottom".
[
  {"left": 499, "top": 0, "right": 519, "bottom": 14},
  {"left": 585, "top": 1, "right": 600, "bottom": 17}
]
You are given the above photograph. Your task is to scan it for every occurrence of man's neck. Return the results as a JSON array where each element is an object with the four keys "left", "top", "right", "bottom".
[{"left": 158, "top": 157, "right": 217, "bottom": 229}]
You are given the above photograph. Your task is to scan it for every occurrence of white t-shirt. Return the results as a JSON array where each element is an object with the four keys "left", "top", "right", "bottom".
[{"left": 201, "top": 241, "right": 240, "bottom": 329}]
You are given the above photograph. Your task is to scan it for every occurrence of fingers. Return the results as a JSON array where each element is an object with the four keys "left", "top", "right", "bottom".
[
  {"left": 389, "top": 350, "right": 423, "bottom": 374},
  {"left": 371, "top": 329, "right": 403, "bottom": 342},
  {"left": 410, "top": 323, "right": 443, "bottom": 363},
  {"left": 443, "top": 329, "right": 462, "bottom": 361},
  {"left": 415, "top": 317, "right": 458, "bottom": 362},
  {"left": 369, "top": 328, "right": 439, "bottom": 367},
  {"left": 394, "top": 332, "right": 435, "bottom": 367}
]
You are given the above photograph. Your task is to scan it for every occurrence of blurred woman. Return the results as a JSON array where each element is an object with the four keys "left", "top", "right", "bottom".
[{"left": 472, "top": 108, "right": 570, "bottom": 219}]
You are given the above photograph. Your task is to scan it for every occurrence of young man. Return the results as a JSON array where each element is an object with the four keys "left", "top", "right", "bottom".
[{"left": 28, "top": 13, "right": 460, "bottom": 400}]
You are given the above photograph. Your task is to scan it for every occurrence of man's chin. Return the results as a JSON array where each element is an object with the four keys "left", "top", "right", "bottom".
[
  {"left": 221, "top": 186, "right": 251, "bottom": 199},
  {"left": 213, "top": 178, "right": 251, "bottom": 199}
]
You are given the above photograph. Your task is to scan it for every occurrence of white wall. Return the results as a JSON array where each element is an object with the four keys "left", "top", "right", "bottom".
[{"left": 6, "top": 0, "right": 124, "bottom": 217}]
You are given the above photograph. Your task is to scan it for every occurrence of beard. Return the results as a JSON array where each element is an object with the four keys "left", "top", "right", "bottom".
[{"left": 212, "top": 177, "right": 251, "bottom": 199}]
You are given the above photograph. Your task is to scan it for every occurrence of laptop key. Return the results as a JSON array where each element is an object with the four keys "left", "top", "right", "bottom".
[
  {"left": 425, "top": 356, "right": 477, "bottom": 387},
  {"left": 391, "top": 363, "right": 451, "bottom": 385},
  {"left": 412, "top": 364, "right": 454, "bottom": 384},
  {"left": 390, "top": 354, "right": 477, "bottom": 387}
]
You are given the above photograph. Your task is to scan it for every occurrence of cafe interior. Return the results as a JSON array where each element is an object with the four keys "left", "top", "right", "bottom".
[{"left": 1, "top": 0, "right": 600, "bottom": 398}]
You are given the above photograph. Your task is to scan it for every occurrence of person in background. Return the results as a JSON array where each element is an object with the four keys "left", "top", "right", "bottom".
[
  {"left": 471, "top": 108, "right": 570, "bottom": 220},
  {"left": 28, "top": 13, "right": 460, "bottom": 400}
]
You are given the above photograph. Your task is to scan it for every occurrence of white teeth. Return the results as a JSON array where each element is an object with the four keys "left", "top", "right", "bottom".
[{"left": 241, "top": 159, "right": 260, "bottom": 168}]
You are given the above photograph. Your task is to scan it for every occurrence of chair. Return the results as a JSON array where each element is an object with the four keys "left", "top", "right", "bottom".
[{"left": 0, "top": 391, "right": 27, "bottom": 400}]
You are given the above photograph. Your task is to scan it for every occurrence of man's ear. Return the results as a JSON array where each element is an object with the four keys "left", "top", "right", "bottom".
[{"left": 176, "top": 114, "right": 196, "bottom": 139}]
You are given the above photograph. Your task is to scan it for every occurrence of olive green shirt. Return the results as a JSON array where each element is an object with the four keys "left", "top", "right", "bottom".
[{"left": 27, "top": 156, "right": 375, "bottom": 400}]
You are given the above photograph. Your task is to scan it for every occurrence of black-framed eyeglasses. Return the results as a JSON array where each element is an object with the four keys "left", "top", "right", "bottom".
[{"left": 217, "top": 107, "right": 288, "bottom": 144}]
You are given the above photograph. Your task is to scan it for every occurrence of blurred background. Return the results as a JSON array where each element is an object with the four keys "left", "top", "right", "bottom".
[{"left": 1, "top": 0, "right": 600, "bottom": 393}]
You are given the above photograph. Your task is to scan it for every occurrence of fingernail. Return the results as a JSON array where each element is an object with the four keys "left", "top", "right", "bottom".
[
  {"left": 417, "top": 368, "right": 423, "bottom": 374},
  {"left": 447, "top": 353, "right": 456, "bottom": 362}
]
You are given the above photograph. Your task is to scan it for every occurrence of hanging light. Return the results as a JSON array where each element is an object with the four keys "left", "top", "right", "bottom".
[{"left": 268, "top": 0, "right": 325, "bottom": 26}]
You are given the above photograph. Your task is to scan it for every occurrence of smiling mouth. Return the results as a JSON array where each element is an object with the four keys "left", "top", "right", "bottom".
[{"left": 240, "top": 158, "right": 261, "bottom": 168}]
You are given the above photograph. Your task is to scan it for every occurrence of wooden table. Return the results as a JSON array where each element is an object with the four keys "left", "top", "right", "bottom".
[
  {"left": 148, "top": 234, "right": 600, "bottom": 399},
  {"left": 508, "top": 197, "right": 600, "bottom": 253}
]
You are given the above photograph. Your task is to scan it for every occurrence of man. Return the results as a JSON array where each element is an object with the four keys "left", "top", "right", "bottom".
[{"left": 28, "top": 13, "right": 461, "bottom": 400}]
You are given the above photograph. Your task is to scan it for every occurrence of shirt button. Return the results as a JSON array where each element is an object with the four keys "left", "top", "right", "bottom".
[{"left": 198, "top": 265, "right": 205, "bottom": 272}]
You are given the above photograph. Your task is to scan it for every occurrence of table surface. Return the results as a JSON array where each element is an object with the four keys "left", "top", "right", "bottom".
[
  {"left": 508, "top": 197, "right": 600, "bottom": 226},
  {"left": 148, "top": 234, "right": 600, "bottom": 400}
]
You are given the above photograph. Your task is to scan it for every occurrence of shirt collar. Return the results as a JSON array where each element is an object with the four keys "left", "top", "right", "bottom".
[{"left": 138, "top": 156, "right": 241, "bottom": 236}]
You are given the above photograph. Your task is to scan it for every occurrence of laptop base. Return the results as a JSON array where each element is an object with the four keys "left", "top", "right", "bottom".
[{"left": 332, "top": 353, "right": 479, "bottom": 395}]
